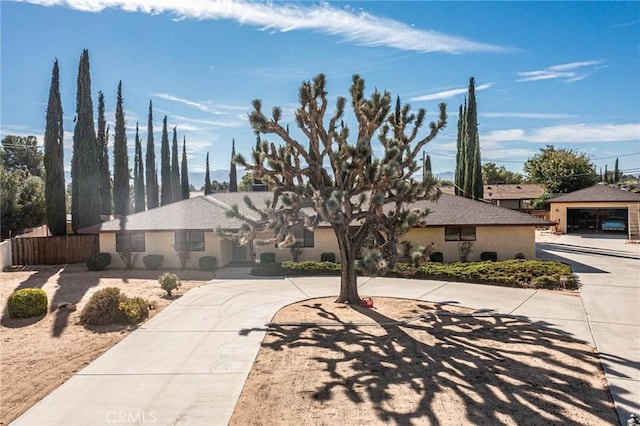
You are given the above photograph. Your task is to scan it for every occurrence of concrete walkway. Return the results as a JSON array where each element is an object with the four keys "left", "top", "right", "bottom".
[
  {"left": 537, "top": 234, "right": 640, "bottom": 425},
  {"left": 12, "top": 238, "right": 639, "bottom": 425}
]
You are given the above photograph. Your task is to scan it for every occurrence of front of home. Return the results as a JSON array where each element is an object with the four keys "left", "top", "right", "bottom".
[{"left": 80, "top": 191, "right": 552, "bottom": 269}]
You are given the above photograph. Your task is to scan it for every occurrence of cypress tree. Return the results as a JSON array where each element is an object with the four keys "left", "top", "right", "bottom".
[
  {"left": 71, "top": 49, "right": 101, "bottom": 232},
  {"left": 181, "top": 136, "right": 190, "bottom": 200},
  {"left": 134, "top": 123, "right": 145, "bottom": 212},
  {"left": 97, "top": 91, "right": 112, "bottom": 216},
  {"left": 454, "top": 103, "right": 465, "bottom": 196},
  {"left": 229, "top": 138, "right": 238, "bottom": 192},
  {"left": 44, "top": 58, "right": 67, "bottom": 236},
  {"left": 454, "top": 78, "right": 483, "bottom": 200},
  {"left": 614, "top": 158, "right": 620, "bottom": 183},
  {"left": 171, "top": 126, "right": 180, "bottom": 202},
  {"left": 423, "top": 152, "right": 432, "bottom": 181},
  {"left": 160, "top": 116, "right": 172, "bottom": 205},
  {"left": 204, "top": 152, "right": 212, "bottom": 195},
  {"left": 145, "top": 100, "right": 159, "bottom": 209},
  {"left": 113, "top": 81, "right": 130, "bottom": 217}
]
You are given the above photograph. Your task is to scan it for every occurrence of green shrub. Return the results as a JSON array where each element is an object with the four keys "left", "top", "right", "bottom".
[
  {"left": 480, "top": 252, "right": 498, "bottom": 262},
  {"left": 118, "top": 297, "right": 150, "bottom": 324},
  {"left": 515, "top": 252, "right": 526, "bottom": 259},
  {"left": 80, "top": 287, "right": 151, "bottom": 326},
  {"left": 158, "top": 272, "right": 181, "bottom": 297},
  {"left": 86, "top": 252, "right": 112, "bottom": 271},
  {"left": 320, "top": 252, "right": 336, "bottom": 263},
  {"left": 198, "top": 256, "right": 218, "bottom": 271},
  {"left": 430, "top": 252, "right": 444, "bottom": 263},
  {"left": 143, "top": 255, "right": 164, "bottom": 270},
  {"left": 79, "top": 287, "right": 127, "bottom": 326},
  {"left": 531, "top": 275, "right": 558, "bottom": 288},
  {"left": 7, "top": 288, "right": 48, "bottom": 318},
  {"left": 260, "top": 252, "right": 276, "bottom": 265},
  {"left": 252, "top": 261, "right": 341, "bottom": 277}
]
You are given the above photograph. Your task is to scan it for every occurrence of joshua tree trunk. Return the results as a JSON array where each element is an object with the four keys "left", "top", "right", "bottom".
[{"left": 334, "top": 225, "right": 361, "bottom": 304}]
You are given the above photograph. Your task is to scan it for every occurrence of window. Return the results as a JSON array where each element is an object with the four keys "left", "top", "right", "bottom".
[
  {"left": 175, "top": 231, "right": 205, "bottom": 251},
  {"left": 444, "top": 227, "right": 476, "bottom": 241},
  {"left": 115, "top": 232, "right": 146, "bottom": 252},
  {"left": 293, "top": 225, "right": 314, "bottom": 248}
]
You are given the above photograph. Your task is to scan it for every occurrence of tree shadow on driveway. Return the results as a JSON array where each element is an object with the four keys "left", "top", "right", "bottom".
[{"left": 235, "top": 299, "right": 619, "bottom": 425}]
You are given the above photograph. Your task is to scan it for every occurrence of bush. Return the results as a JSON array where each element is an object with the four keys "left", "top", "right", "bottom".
[
  {"left": 480, "top": 252, "right": 498, "bottom": 262},
  {"left": 118, "top": 297, "right": 150, "bottom": 324},
  {"left": 252, "top": 261, "right": 341, "bottom": 277},
  {"left": 515, "top": 252, "right": 526, "bottom": 259},
  {"left": 260, "top": 252, "right": 276, "bottom": 265},
  {"left": 430, "top": 252, "right": 444, "bottom": 263},
  {"left": 158, "top": 272, "right": 181, "bottom": 297},
  {"left": 143, "top": 255, "right": 164, "bottom": 270},
  {"left": 80, "top": 287, "right": 151, "bottom": 326},
  {"left": 79, "top": 287, "right": 127, "bottom": 326},
  {"left": 198, "top": 256, "right": 218, "bottom": 271},
  {"left": 320, "top": 252, "right": 336, "bottom": 263},
  {"left": 7, "top": 288, "right": 48, "bottom": 318},
  {"left": 86, "top": 252, "right": 112, "bottom": 271}
]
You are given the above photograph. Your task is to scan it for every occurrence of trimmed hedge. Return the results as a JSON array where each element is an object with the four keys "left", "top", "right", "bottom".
[
  {"left": 252, "top": 261, "right": 341, "bottom": 277},
  {"left": 86, "top": 252, "right": 112, "bottom": 271},
  {"left": 7, "top": 288, "right": 48, "bottom": 318},
  {"left": 320, "top": 252, "right": 336, "bottom": 263},
  {"left": 480, "top": 252, "right": 498, "bottom": 262},
  {"left": 199, "top": 256, "right": 218, "bottom": 271},
  {"left": 143, "top": 254, "right": 164, "bottom": 270},
  {"left": 260, "top": 252, "right": 276, "bottom": 265}
]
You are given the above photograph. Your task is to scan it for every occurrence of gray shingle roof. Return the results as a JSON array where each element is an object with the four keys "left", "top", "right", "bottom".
[
  {"left": 440, "top": 184, "right": 544, "bottom": 200},
  {"left": 548, "top": 184, "right": 640, "bottom": 203},
  {"left": 80, "top": 191, "right": 551, "bottom": 233}
]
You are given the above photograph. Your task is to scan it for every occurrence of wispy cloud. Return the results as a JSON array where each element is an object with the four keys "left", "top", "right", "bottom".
[
  {"left": 410, "top": 83, "right": 492, "bottom": 102},
  {"left": 517, "top": 60, "right": 603, "bottom": 83},
  {"left": 480, "top": 112, "right": 577, "bottom": 119},
  {"left": 153, "top": 92, "right": 213, "bottom": 113},
  {"left": 20, "top": 0, "right": 510, "bottom": 54},
  {"left": 484, "top": 123, "right": 639, "bottom": 144}
]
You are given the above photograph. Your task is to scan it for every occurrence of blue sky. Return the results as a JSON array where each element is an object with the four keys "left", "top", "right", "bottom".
[{"left": 2, "top": 0, "right": 639, "bottom": 186}]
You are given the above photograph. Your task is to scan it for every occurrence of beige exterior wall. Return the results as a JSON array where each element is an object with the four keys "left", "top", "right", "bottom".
[
  {"left": 549, "top": 201, "right": 639, "bottom": 234},
  {"left": 402, "top": 225, "right": 536, "bottom": 262},
  {"left": 99, "top": 231, "right": 223, "bottom": 269},
  {"left": 99, "top": 224, "right": 537, "bottom": 268}
]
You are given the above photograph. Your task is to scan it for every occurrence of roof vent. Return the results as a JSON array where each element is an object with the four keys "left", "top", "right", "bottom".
[{"left": 516, "top": 185, "right": 522, "bottom": 189}]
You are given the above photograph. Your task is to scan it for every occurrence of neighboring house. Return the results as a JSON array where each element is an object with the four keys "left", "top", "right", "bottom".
[
  {"left": 79, "top": 191, "right": 553, "bottom": 268},
  {"left": 548, "top": 184, "right": 640, "bottom": 239},
  {"left": 440, "top": 184, "right": 545, "bottom": 211}
]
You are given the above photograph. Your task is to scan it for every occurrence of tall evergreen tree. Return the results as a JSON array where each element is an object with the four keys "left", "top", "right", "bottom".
[
  {"left": 113, "top": 81, "right": 130, "bottom": 217},
  {"left": 71, "top": 49, "right": 101, "bottom": 232},
  {"left": 97, "top": 91, "right": 112, "bottom": 216},
  {"left": 422, "top": 152, "right": 432, "bottom": 181},
  {"left": 44, "top": 58, "right": 67, "bottom": 236},
  {"left": 180, "top": 136, "right": 190, "bottom": 200},
  {"left": 160, "top": 116, "right": 172, "bottom": 205},
  {"left": 229, "top": 138, "right": 238, "bottom": 192},
  {"left": 454, "top": 78, "right": 483, "bottom": 200},
  {"left": 133, "top": 123, "right": 145, "bottom": 212},
  {"left": 614, "top": 158, "right": 620, "bottom": 183},
  {"left": 204, "top": 152, "right": 212, "bottom": 195},
  {"left": 145, "top": 100, "right": 159, "bottom": 209},
  {"left": 171, "top": 126, "right": 180, "bottom": 202}
]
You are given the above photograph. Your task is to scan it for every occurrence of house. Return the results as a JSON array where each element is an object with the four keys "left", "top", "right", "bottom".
[
  {"left": 548, "top": 184, "right": 640, "bottom": 239},
  {"left": 440, "top": 184, "right": 545, "bottom": 211},
  {"left": 79, "top": 191, "right": 553, "bottom": 268}
]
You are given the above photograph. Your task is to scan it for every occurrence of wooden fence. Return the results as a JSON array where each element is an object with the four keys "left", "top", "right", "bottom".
[{"left": 11, "top": 235, "right": 99, "bottom": 265}]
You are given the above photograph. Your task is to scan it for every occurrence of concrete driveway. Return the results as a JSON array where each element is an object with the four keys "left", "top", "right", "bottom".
[
  {"left": 537, "top": 233, "right": 640, "bottom": 424},
  {"left": 12, "top": 238, "right": 639, "bottom": 425}
]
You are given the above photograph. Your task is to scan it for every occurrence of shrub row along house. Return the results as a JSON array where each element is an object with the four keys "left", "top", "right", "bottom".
[{"left": 79, "top": 191, "right": 552, "bottom": 269}]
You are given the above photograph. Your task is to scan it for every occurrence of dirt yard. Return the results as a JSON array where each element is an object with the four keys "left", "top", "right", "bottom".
[
  {"left": 230, "top": 297, "right": 618, "bottom": 425},
  {"left": 0, "top": 264, "right": 214, "bottom": 425}
]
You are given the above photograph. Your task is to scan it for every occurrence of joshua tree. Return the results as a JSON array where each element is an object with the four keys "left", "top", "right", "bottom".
[{"left": 225, "top": 74, "right": 446, "bottom": 304}]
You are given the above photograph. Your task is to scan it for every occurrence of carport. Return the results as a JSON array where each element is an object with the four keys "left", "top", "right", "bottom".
[{"left": 548, "top": 184, "right": 640, "bottom": 240}]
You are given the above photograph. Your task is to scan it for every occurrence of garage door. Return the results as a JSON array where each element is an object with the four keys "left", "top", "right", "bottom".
[{"left": 567, "top": 208, "right": 628, "bottom": 233}]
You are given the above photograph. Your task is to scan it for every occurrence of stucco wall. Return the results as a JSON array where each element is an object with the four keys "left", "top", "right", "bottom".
[
  {"left": 0, "top": 240, "right": 12, "bottom": 270},
  {"left": 99, "top": 231, "right": 223, "bottom": 269},
  {"left": 253, "top": 228, "right": 339, "bottom": 263},
  {"left": 549, "top": 201, "right": 639, "bottom": 234},
  {"left": 402, "top": 225, "right": 535, "bottom": 262}
]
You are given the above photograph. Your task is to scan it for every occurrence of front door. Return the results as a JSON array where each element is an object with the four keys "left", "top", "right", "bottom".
[{"left": 232, "top": 240, "right": 247, "bottom": 262}]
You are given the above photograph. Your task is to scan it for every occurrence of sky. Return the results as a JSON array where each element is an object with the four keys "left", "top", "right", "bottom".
[{"left": 1, "top": 0, "right": 639, "bottom": 187}]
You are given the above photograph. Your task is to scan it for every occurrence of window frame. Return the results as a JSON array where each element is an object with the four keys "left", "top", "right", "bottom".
[
  {"left": 293, "top": 225, "right": 315, "bottom": 248},
  {"left": 175, "top": 230, "right": 206, "bottom": 252},
  {"left": 444, "top": 226, "right": 476, "bottom": 242},
  {"left": 115, "top": 232, "right": 146, "bottom": 252}
]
